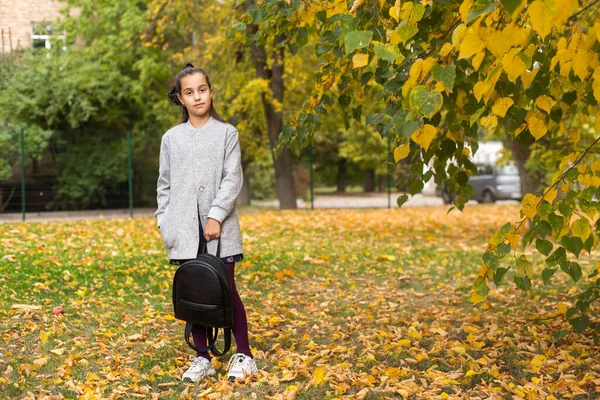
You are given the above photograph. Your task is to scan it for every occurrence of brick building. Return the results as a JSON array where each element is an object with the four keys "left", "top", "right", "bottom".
[{"left": 0, "top": 0, "right": 68, "bottom": 53}]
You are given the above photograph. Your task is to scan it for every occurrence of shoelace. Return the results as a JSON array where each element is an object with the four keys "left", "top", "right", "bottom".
[
  {"left": 226, "top": 354, "right": 247, "bottom": 372},
  {"left": 190, "top": 356, "right": 209, "bottom": 371}
]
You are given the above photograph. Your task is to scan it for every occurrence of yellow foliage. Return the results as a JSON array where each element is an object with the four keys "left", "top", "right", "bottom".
[
  {"left": 352, "top": 54, "right": 370, "bottom": 69},
  {"left": 522, "top": 193, "right": 540, "bottom": 219},
  {"left": 326, "top": 0, "right": 347, "bottom": 18},
  {"left": 492, "top": 97, "right": 514, "bottom": 117},
  {"left": 411, "top": 124, "right": 437, "bottom": 150},
  {"left": 527, "top": 115, "right": 548, "bottom": 141},
  {"left": 528, "top": 0, "right": 557, "bottom": 39},
  {"left": 502, "top": 50, "right": 527, "bottom": 83},
  {"left": 458, "top": 25, "right": 486, "bottom": 60},
  {"left": 536, "top": 95, "right": 556, "bottom": 113},
  {"left": 394, "top": 143, "right": 411, "bottom": 162},
  {"left": 389, "top": 0, "right": 401, "bottom": 22},
  {"left": 459, "top": 0, "right": 473, "bottom": 22},
  {"left": 471, "top": 50, "right": 486, "bottom": 71}
]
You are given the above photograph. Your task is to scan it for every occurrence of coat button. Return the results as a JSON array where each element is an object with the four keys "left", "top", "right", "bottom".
[
  {"left": 199, "top": 186, "right": 205, "bottom": 192},
  {"left": 201, "top": 215, "right": 207, "bottom": 220},
  {"left": 196, "top": 159, "right": 201, "bottom": 165},
  {"left": 192, "top": 216, "right": 196, "bottom": 220}
]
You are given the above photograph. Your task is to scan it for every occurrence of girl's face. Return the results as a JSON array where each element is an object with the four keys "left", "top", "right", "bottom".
[{"left": 177, "top": 72, "right": 213, "bottom": 119}]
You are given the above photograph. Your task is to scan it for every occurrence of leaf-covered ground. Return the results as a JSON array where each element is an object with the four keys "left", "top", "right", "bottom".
[{"left": 1, "top": 205, "right": 598, "bottom": 399}]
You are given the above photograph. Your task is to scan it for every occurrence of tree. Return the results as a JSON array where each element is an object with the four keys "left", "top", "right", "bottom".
[{"left": 244, "top": 0, "right": 600, "bottom": 335}]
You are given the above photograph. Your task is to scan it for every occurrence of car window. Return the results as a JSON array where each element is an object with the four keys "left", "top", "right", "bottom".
[
  {"left": 497, "top": 165, "right": 519, "bottom": 176},
  {"left": 476, "top": 164, "right": 493, "bottom": 175}
]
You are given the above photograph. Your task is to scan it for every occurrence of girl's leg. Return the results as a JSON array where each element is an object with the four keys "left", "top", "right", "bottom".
[
  {"left": 225, "top": 262, "right": 252, "bottom": 358},
  {"left": 191, "top": 325, "right": 211, "bottom": 360}
]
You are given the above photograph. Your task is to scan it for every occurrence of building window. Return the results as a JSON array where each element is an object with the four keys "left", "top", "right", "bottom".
[{"left": 31, "top": 22, "right": 65, "bottom": 51}]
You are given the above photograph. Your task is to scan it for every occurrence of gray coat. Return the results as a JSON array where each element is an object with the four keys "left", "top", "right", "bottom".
[{"left": 155, "top": 117, "right": 244, "bottom": 260}]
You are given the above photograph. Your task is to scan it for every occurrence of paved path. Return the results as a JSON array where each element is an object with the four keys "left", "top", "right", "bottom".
[{"left": 0, "top": 193, "right": 517, "bottom": 223}]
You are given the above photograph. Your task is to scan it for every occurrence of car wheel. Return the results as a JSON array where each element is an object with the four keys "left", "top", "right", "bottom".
[{"left": 482, "top": 190, "right": 495, "bottom": 203}]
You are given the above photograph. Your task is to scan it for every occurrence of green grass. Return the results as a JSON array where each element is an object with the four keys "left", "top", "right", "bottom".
[{"left": 0, "top": 205, "right": 598, "bottom": 399}]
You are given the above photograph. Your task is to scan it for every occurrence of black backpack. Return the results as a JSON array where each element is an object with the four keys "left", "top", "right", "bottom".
[{"left": 172, "top": 242, "right": 232, "bottom": 356}]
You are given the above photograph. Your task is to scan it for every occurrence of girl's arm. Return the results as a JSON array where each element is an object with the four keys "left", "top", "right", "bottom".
[
  {"left": 207, "top": 128, "right": 243, "bottom": 223},
  {"left": 155, "top": 135, "right": 170, "bottom": 227}
]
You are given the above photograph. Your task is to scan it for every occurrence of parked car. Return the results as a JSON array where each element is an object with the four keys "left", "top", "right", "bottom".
[{"left": 437, "top": 163, "right": 522, "bottom": 204}]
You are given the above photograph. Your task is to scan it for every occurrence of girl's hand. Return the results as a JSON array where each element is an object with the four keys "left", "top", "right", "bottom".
[{"left": 204, "top": 218, "right": 221, "bottom": 241}]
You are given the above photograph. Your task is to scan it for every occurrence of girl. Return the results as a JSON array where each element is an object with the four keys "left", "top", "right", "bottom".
[{"left": 155, "top": 63, "right": 257, "bottom": 383}]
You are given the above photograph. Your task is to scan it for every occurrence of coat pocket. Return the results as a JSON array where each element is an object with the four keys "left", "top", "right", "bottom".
[{"left": 159, "top": 209, "right": 176, "bottom": 249}]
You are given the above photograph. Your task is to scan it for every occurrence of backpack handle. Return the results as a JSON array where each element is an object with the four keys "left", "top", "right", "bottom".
[
  {"left": 184, "top": 322, "right": 231, "bottom": 356},
  {"left": 201, "top": 237, "right": 221, "bottom": 258}
]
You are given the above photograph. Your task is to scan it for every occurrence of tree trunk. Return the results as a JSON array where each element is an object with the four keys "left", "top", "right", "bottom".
[
  {"left": 237, "top": 159, "right": 251, "bottom": 206},
  {"left": 378, "top": 174, "right": 387, "bottom": 192},
  {"left": 245, "top": 1, "right": 297, "bottom": 209},
  {"left": 510, "top": 139, "right": 536, "bottom": 196},
  {"left": 364, "top": 168, "right": 375, "bottom": 193},
  {"left": 336, "top": 158, "right": 347, "bottom": 193}
]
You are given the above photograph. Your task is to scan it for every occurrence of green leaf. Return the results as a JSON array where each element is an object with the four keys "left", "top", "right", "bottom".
[
  {"left": 338, "top": 94, "right": 351, "bottom": 109},
  {"left": 558, "top": 201, "right": 574, "bottom": 219},
  {"left": 396, "top": 21, "right": 418, "bottom": 43},
  {"left": 536, "top": 239, "right": 553, "bottom": 256},
  {"left": 396, "top": 194, "right": 409, "bottom": 207},
  {"left": 541, "top": 268, "right": 556, "bottom": 285},
  {"left": 560, "top": 261, "right": 582, "bottom": 283},
  {"left": 569, "top": 315, "right": 590, "bottom": 334},
  {"left": 516, "top": 255, "right": 533, "bottom": 278},
  {"left": 345, "top": 30, "right": 373, "bottom": 54},
  {"left": 366, "top": 113, "right": 384, "bottom": 126},
  {"left": 408, "top": 179, "right": 424, "bottom": 195},
  {"left": 552, "top": 330, "right": 567, "bottom": 340},
  {"left": 401, "top": 121, "right": 421, "bottom": 139},
  {"left": 374, "top": 43, "right": 399, "bottom": 62},
  {"left": 545, "top": 247, "right": 566, "bottom": 267},
  {"left": 493, "top": 267, "right": 509, "bottom": 285},
  {"left": 339, "top": 14, "right": 358, "bottom": 34},
  {"left": 432, "top": 64, "right": 456, "bottom": 90},
  {"left": 500, "top": 0, "right": 525, "bottom": 15},
  {"left": 538, "top": 203, "right": 552, "bottom": 219},
  {"left": 409, "top": 86, "right": 443, "bottom": 118},
  {"left": 232, "top": 21, "right": 247, "bottom": 31},
  {"left": 474, "top": 277, "right": 489, "bottom": 297},
  {"left": 514, "top": 276, "right": 532, "bottom": 292},
  {"left": 561, "top": 236, "right": 583, "bottom": 258},
  {"left": 483, "top": 251, "right": 499, "bottom": 269},
  {"left": 548, "top": 213, "right": 564, "bottom": 232},
  {"left": 470, "top": 106, "right": 486, "bottom": 127},
  {"left": 467, "top": 0, "right": 497, "bottom": 23},
  {"left": 536, "top": 220, "right": 552, "bottom": 238}
]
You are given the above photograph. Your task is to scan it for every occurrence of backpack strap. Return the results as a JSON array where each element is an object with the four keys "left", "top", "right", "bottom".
[{"left": 184, "top": 322, "right": 231, "bottom": 356}]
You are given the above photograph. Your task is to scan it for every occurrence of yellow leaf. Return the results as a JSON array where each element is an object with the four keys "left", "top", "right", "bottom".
[
  {"left": 411, "top": 124, "right": 437, "bottom": 151},
  {"left": 552, "top": 0, "right": 578, "bottom": 31},
  {"left": 326, "top": 0, "right": 347, "bottom": 18},
  {"left": 458, "top": 27, "right": 486, "bottom": 59},
  {"left": 409, "top": 59, "right": 423, "bottom": 80},
  {"left": 492, "top": 97, "right": 514, "bottom": 117},
  {"left": 473, "top": 81, "right": 491, "bottom": 103},
  {"left": 527, "top": 116, "right": 548, "bottom": 141},
  {"left": 535, "top": 95, "right": 556, "bottom": 113},
  {"left": 452, "top": 346, "right": 467, "bottom": 354},
  {"left": 595, "top": 22, "right": 600, "bottom": 43},
  {"left": 440, "top": 43, "right": 454, "bottom": 57},
  {"left": 389, "top": 0, "right": 401, "bottom": 22},
  {"left": 530, "top": 354, "right": 546, "bottom": 367},
  {"left": 502, "top": 51, "right": 527, "bottom": 82},
  {"left": 543, "top": 188, "right": 558, "bottom": 204},
  {"left": 557, "top": 303, "right": 568, "bottom": 314},
  {"left": 471, "top": 50, "right": 486, "bottom": 71},
  {"left": 394, "top": 143, "right": 411, "bottom": 162},
  {"left": 420, "top": 57, "right": 436, "bottom": 80},
  {"left": 312, "top": 366, "right": 327, "bottom": 385},
  {"left": 469, "top": 292, "right": 485, "bottom": 304},
  {"left": 480, "top": 115, "right": 498, "bottom": 130},
  {"left": 459, "top": 0, "right": 474, "bottom": 22},
  {"left": 352, "top": 54, "right": 369, "bottom": 69},
  {"left": 528, "top": 0, "right": 557, "bottom": 39},
  {"left": 452, "top": 24, "right": 467, "bottom": 48},
  {"left": 521, "top": 69, "right": 539, "bottom": 87},
  {"left": 397, "top": 339, "right": 411, "bottom": 347},
  {"left": 572, "top": 218, "right": 591, "bottom": 240},
  {"left": 522, "top": 193, "right": 540, "bottom": 219},
  {"left": 506, "top": 232, "right": 520, "bottom": 251}
]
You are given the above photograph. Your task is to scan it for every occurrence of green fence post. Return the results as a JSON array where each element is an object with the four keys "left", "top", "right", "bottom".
[
  {"left": 309, "top": 142, "right": 314, "bottom": 210},
  {"left": 20, "top": 127, "right": 26, "bottom": 221},
  {"left": 127, "top": 130, "right": 133, "bottom": 218},
  {"left": 387, "top": 134, "right": 392, "bottom": 209}
]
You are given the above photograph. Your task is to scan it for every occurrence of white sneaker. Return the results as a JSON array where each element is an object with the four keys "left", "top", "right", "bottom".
[
  {"left": 226, "top": 353, "right": 258, "bottom": 381},
  {"left": 181, "top": 356, "right": 216, "bottom": 382}
]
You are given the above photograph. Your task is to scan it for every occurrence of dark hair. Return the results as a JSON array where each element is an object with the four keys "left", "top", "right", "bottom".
[{"left": 167, "top": 63, "right": 227, "bottom": 125}]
